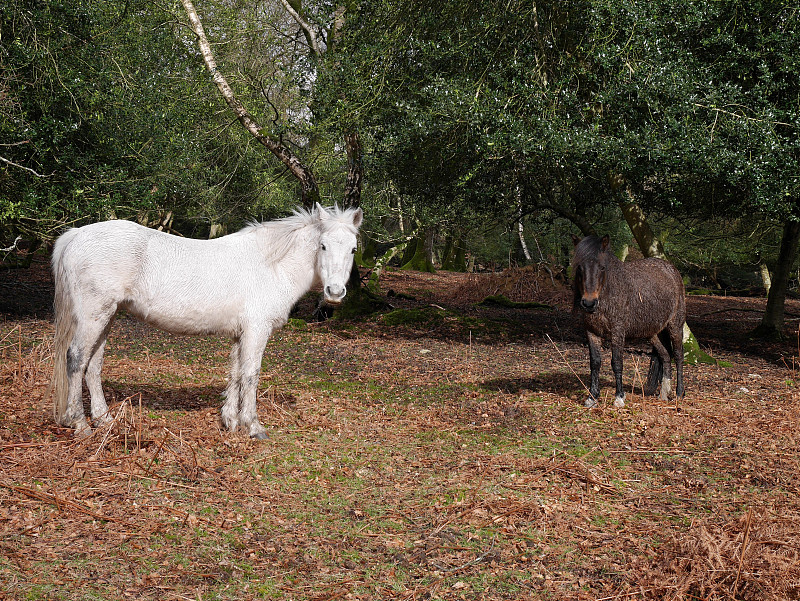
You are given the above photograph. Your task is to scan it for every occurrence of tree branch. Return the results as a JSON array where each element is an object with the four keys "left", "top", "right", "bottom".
[
  {"left": 528, "top": 202, "right": 595, "bottom": 236},
  {"left": 0, "top": 156, "right": 49, "bottom": 178},
  {"left": 1, "top": 236, "right": 23, "bottom": 252},
  {"left": 278, "top": 0, "right": 322, "bottom": 57},
  {"left": 179, "top": 0, "right": 320, "bottom": 207}
]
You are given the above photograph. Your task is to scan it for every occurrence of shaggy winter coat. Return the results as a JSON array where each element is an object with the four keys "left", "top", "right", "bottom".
[{"left": 571, "top": 235, "right": 685, "bottom": 407}]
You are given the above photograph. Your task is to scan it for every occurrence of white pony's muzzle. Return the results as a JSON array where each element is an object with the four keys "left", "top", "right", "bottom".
[{"left": 324, "top": 284, "right": 347, "bottom": 304}]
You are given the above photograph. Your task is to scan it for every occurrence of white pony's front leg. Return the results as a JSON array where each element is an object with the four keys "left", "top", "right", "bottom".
[
  {"left": 236, "top": 328, "right": 271, "bottom": 440},
  {"left": 221, "top": 339, "right": 242, "bottom": 432}
]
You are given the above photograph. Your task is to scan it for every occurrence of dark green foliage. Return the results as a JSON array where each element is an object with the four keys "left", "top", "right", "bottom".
[
  {"left": 1, "top": 0, "right": 798, "bottom": 304},
  {"left": 585, "top": 0, "right": 800, "bottom": 220},
  {"left": 319, "top": 0, "right": 799, "bottom": 240},
  {"left": 0, "top": 0, "right": 300, "bottom": 244}
]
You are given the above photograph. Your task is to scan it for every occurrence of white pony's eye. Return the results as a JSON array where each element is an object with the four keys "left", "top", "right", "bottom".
[
  {"left": 351, "top": 248, "right": 356, "bottom": 254},
  {"left": 321, "top": 243, "right": 327, "bottom": 251}
]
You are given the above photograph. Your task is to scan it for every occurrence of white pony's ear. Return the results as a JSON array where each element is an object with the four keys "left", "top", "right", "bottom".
[
  {"left": 351, "top": 207, "right": 364, "bottom": 228},
  {"left": 316, "top": 202, "right": 330, "bottom": 220}
]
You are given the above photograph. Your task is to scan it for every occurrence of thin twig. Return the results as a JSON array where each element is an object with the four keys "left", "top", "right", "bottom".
[
  {"left": 0, "top": 480, "right": 131, "bottom": 525},
  {"left": 732, "top": 507, "right": 754, "bottom": 597},
  {"left": 545, "top": 334, "right": 589, "bottom": 394},
  {"left": 0, "top": 156, "right": 50, "bottom": 178}
]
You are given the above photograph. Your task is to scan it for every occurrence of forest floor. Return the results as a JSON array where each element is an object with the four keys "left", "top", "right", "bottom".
[{"left": 1, "top": 257, "right": 799, "bottom": 600}]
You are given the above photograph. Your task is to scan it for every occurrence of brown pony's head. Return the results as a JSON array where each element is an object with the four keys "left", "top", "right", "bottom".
[{"left": 571, "top": 234, "right": 611, "bottom": 314}]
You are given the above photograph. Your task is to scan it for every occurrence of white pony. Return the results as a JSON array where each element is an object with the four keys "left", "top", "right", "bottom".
[{"left": 49, "top": 204, "right": 363, "bottom": 438}]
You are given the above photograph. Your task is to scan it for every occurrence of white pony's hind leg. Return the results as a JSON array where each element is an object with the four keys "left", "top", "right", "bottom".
[
  {"left": 236, "top": 329, "right": 271, "bottom": 439},
  {"left": 221, "top": 339, "right": 242, "bottom": 432},
  {"left": 66, "top": 311, "right": 116, "bottom": 437},
  {"left": 64, "top": 350, "right": 91, "bottom": 437},
  {"left": 86, "top": 338, "right": 111, "bottom": 426}
]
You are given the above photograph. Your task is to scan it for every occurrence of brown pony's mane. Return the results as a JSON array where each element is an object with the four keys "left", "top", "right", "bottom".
[{"left": 572, "top": 235, "right": 610, "bottom": 268}]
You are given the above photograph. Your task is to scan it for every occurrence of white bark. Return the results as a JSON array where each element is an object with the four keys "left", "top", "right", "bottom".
[
  {"left": 759, "top": 260, "right": 772, "bottom": 295},
  {"left": 180, "top": 0, "right": 319, "bottom": 204},
  {"left": 278, "top": 0, "right": 322, "bottom": 56},
  {"left": 517, "top": 221, "right": 532, "bottom": 261}
]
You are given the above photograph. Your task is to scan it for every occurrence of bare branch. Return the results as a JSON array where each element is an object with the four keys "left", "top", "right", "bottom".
[
  {"left": 1, "top": 236, "right": 23, "bottom": 253},
  {"left": 0, "top": 156, "right": 49, "bottom": 178},
  {"left": 278, "top": 0, "right": 322, "bottom": 57}
]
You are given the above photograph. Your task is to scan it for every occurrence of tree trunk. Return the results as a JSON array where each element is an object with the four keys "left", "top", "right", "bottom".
[
  {"left": 616, "top": 191, "right": 722, "bottom": 368},
  {"left": 343, "top": 131, "right": 362, "bottom": 209},
  {"left": 401, "top": 230, "right": 435, "bottom": 272},
  {"left": 618, "top": 193, "right": 666, "bottom": 259},
  {"left": 512, "top": 219, "right": 532, "bottom": 265},
  {"left": 752, "top": 220, "right": 800, "bottom": 340},
  {"left": 440, "top": 235, "right": 455, "bottom": 270},
  {"left": 367, "top": 240, "right": 410, "bottom": 294},
  {"left": 181, "top": 0, "right": 320, "bottom": 209},
  {"left": 343, "top": 129, "right": 364, "bottom": 295},
  {"left": 208, "top": 223, "right": 226, "bottom": 239},
  {"left": 452, "top": 239, "right": 468, "bottom": 272},
  {"left": 400, "top": 236, "right": 418, "bottom": 266},
  {"left": 759, "top": 260, "right": 772, "bottom": 296},
  {"left": 442, "top": 234, "right": 468, "bottom": 271}
]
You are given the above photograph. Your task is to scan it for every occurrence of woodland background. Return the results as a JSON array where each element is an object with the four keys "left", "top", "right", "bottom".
[{"left": 1, "top": 0, "right": 799, "bottom": 337}]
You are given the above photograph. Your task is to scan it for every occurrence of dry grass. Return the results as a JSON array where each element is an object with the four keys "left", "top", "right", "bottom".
[{"left": 1, "top": 263, "right": 799, "bottom": 600}]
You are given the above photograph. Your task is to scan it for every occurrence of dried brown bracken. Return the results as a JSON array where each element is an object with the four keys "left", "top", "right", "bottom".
[{"left": 1, "top": 259, "right": 799, "bottom": 599}]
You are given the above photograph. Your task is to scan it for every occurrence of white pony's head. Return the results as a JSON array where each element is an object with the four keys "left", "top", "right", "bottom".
[{"left": 315, "top": 203, "right": 363, "bottom": 304}]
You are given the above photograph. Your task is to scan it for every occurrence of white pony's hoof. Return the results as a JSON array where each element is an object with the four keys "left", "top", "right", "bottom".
[
  {"left": 248, "top": 421, "right": 268, "bottom": 439},
  {"left": 613, "top": 395, "right": 626, "bottom": 408},
  {"left": 220, "top": 413, "right": 238, "bottom": 432},
  {"left": 74, "top": 420, "right": 92, "bottom": 438},
  {"left": 94, "top": 414, "right": 113, "bottom": 428},
  {"left": 584, "top": 397, "right": 598, "bottom": 408}
]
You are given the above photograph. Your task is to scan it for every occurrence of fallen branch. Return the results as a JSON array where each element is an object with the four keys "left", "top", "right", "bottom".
[
  {"left": 696, "top": 306, "right": 800, "bottom": 319},
  {"left": 0, "top": 481, "right": 130, "bottom": 525}
]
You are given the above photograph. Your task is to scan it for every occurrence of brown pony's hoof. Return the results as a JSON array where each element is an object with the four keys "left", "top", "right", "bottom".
[{"left": 584, "top": 397, "right": 598, "bottom": 408}]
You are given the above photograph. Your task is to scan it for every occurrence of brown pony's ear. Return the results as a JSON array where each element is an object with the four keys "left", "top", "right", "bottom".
[
  {"left": 600, "top": 235, "right": 610, "bottom": 252},
  {"left": 571, "top": 234, "right": 581, "bottom": 247}
]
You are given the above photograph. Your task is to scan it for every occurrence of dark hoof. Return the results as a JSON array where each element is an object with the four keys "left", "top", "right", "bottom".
[{"left": 251, "top": 432, "right": 269, "bottom": 440}]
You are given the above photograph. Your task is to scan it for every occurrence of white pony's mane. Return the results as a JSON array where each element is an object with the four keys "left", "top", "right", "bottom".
[{"left": 242, "top": 205, "right": 360, "bottom": 265}]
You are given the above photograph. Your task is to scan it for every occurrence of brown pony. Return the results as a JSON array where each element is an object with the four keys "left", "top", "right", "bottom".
[{"left": 571, "top": 235, "right": 686, "bottom": 408}]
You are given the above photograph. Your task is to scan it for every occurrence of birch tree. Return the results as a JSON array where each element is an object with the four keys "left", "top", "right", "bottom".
[{"left": 180, "top": 0, "right": 322, "bottom": 208}]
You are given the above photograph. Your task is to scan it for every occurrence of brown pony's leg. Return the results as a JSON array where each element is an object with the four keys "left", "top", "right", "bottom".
[
  {"left": 585, "top": 332, "right": 602, "bottom": 408},
  {"left": 650, "top": 333, "right": 672, "bottom": 400},
  {"left": 643, "top": 351, "right": 662, "bottom": 396},
  {"left": 610, "top": 332, "right": 625, "bottom": 407},
  {"left": 669, "top": 324, "right": 685, "bottom": 398}
]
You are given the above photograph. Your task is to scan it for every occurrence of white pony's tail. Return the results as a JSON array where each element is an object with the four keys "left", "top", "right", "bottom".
[{"left": 47, "top": 229, "right": 78, "bottom": 426}]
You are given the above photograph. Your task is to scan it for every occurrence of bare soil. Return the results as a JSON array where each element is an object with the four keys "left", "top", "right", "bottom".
[{"left": 1, "top": 257, "right": 799, "bottom": 600}]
